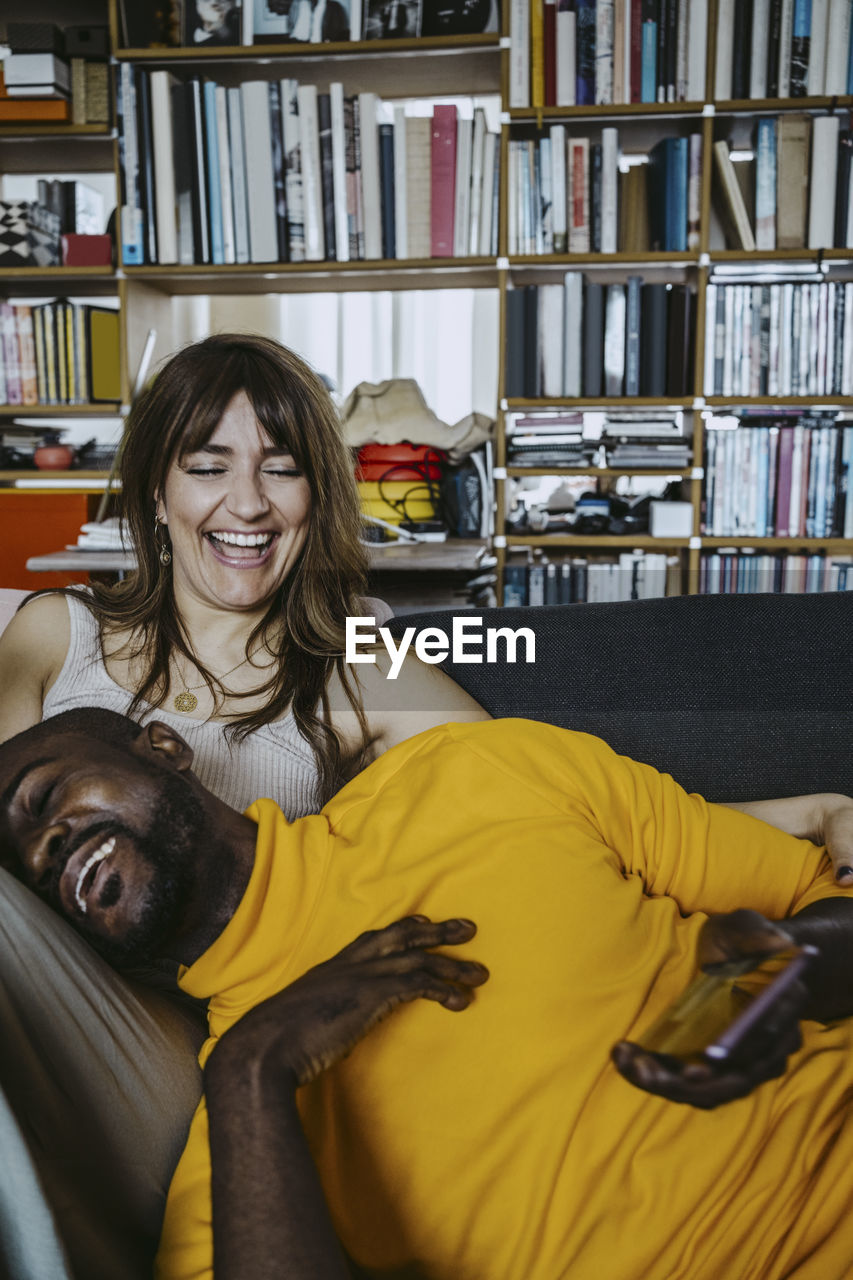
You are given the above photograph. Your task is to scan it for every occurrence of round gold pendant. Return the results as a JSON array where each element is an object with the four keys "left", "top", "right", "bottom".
[{"left": 173, "top": 691, "right": 199, "bottom": 713}]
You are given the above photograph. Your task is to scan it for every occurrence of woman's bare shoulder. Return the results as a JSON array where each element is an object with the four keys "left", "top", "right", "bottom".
[{"left": 0, "top": 593, "right": 72, "bottom": 741}]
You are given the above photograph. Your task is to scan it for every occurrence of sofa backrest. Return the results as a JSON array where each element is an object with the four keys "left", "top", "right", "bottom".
[{"left": 394, "top": 592, "right": 853, "bottom": 803}]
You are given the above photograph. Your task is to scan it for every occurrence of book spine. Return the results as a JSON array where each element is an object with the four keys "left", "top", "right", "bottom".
[
  {"left": 631, "top": 0, "right": 644, "bottom": 99},
  {"left": 241, "top": 80, "right": 278, "bottom": 264},
  {"left": 405, "top": 115, "right": 431, "bottom": 260},
  {"left": 766, "top": 0, "right": 782, "bottom": 95},
  {"left": 568, "top": 137, "right": 590, "bottom": 252},
  {"left": 531, "top": 0, "right": 546, "bottom": 106},
  {"left": 576, "top": 0, "right": 597, "bottom": 103},
  {"left": 596, "top": 0, "right": 615, "bottom": 102},
  {"left": 188, "top": 79, "right": 210, "bottom": 264},
  {"left": 583, "top": 279, "right": 605, "bottom": 395},
  {"left": 469, "top": 108, "right": 487, "bottom": 256},
  {"left": 731, "top": 0, "right": 754, "bottom": 99},
  {"left": 715, "top": 0, "right": 735, "bottom": 97},
  {"left": 297, "top": 84, "right": 325, "bottom": 262},
  {"left": 268, "top": 82, "right": 290, "bottom": 264},
  {"left": 550, "top": 124, "right": 567, "bottom": 252},
  {"left": 556, "top": 2, "right": 577, "bottom": 104},
  {"left": 778, "top": 0, "right": 794, "bottom": 96},
  {"left": 227, "top": 86, "right": 251, "bottom": 265},
  {"left": 686, "top": 0, "right": 709, "bottom": 97},
  {"left": 755, "top": 117, "right": 777, "bottom": 250},
  {"left": 378, "top": 121, "right": 396, "bottom": 259},
  {"left": 170, "top": 81, "right": 195, "bottom": 266},
  {"left": 808, "top": 0, "right": 829, "bottom": 93},
  {"left": 318, "top": 91, "right": 338, "bottom": 262},
  {"left": 214, "top": 86, "right": 236, "bottom": 264},
  {"left": 135, "top": 67, "right": 158, "bottom": 265},
  {"left": 117, "top": 62, "right": 144, "bottom": 265},
  {"left": 563, "top": 270, "right": 584, "bottom": 395},
  {"left": 789, "top": 0, "right": 811, "bottom": 94},
  {"left": 544, "top": 0, "right": 558, "bottom": 104},
  {"left": 358, "top": 92, "right": 382, "bottom": 259},
  {"left": 590, "top": 141, "right": 602, "bottom": 251},
  {"left": 808, "top": 115, "right": 839, "bottom": 248},
  {"left": 510, "top": 0, "right": 531, "bottom": 106},
  {"left": 825, "top": 0, "right": 850, "bottom": 92},
  {"left": 835, "top": 126, "right": 853, "bottom": 248},
  {"left": 453, "top": 116, "right": 473, "bottom": 257},
  {"left": 687, "top": 131, "right": 702, "bottom": 250},
  {"left": 391, "top": 101, "right": 406, "bottom": 260},
  {"left": 600, "top": 126, "right": 619, "bottom": 252},
  {"left": 203, "top": 80, "right": 225, "bottom": 265},
  {"left": 604, "top": 282, "right": 627, "bottom": 394},
  {"left": 430, "top": 103, "right": 457, "bottom": 257},
  {"left": 750, "top": 0, "right": 770, "bottom": 95}
]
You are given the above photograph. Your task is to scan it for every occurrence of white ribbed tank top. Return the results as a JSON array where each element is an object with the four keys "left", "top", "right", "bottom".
[{"left": 43, "top": 594, "right": 327, "bottom": 819}]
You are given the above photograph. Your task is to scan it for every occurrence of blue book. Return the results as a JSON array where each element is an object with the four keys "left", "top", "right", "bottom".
[
  {"left": 641, "top": 0, "right": 657, "bottom": 103},
  {"left": 790, "top": 0, "right": 811, "bottom": 95},
  {"left": 202, "top": 81, "right": 224, "bottom": 265},
  {"left": 378, "top": 122, "right": 395, "bottom": 260},
  {"left": 575, "top": 0, "right": 596, "bottom": 105},
  {"left": 116, "top": 64, "right": 144, "bottom": 265},
  {"left": 665, "top": 136, "right": 688, "bottom": 252}
]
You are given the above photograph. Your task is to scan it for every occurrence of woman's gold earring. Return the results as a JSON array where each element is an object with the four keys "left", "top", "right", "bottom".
[{"left": 155, "top": 516, "right": 172, "bottom": 567}]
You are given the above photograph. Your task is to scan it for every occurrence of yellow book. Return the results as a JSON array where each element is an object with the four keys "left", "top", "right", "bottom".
[
  {"left": 86, "top": 307, "right": 121, "bottom": 402},
  {"left": 530, "top": 0, "right": 545, "bottom": 107},
  {"left": 64, "top": 303, "right": 77, "bottom": 404},
  {"left": 56, "top": 302, "right": 68, "bottom": 404}
]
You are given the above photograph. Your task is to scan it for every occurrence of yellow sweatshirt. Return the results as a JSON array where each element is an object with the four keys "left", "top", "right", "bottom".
[{"left": 157, "top": 719, "right": 853, "bottom": 1280}]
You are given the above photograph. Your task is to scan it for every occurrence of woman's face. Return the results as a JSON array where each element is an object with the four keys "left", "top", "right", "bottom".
[{"left": 157, "top": 390, "right": 312, "bottom": 615}]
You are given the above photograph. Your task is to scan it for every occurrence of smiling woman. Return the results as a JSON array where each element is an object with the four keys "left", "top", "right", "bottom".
[{"left": 0, "top": 334, "right": 491, "bottom": 816}]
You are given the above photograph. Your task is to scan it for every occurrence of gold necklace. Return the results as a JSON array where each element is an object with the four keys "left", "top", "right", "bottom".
[{"left": 173, "top": 655, "right": 253, "bottom": 714}]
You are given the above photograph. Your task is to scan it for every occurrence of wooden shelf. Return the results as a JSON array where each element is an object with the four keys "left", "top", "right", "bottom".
[
  {"left": 115, "top": 33, "right": 500, "bottom": 59},
  {"left": 0, "top": 404, "right": 121, "bottom": 416},
  {"left": 509, "top": 252, "right": 700, "bottom": 268},
  {"left": 506, "top": 466, "right": 693, "bottom": 477},
  {"left": 506, "top": 396, "right": 694, "bottom": 408},
  {"left": 505, "top": 534, "right": 691, "bottom": 548},
  {"left": 709, "top": 249, "right": 853, "bottom": 263},
  {"left": 700, "top": 537, "right": 853, "bottom": 550},
  {"left": 0, "top": 124, "right": 112, "bottom": 138},
  {"left": 509, "top": 102, "right": 706, "bottom": 121},
  {"left": 1, "top": 268, "right": 117, "bottom": 297},
  {"left": 0, "top": 470, "right": 112, "bottom": 481},
  {"left": 124, "top": 258, "right": 500, "bottom": 293},
  {"left": 704, "top": 396, "right": 853, "bottom": 406},
  {"left": 715, "top": 95, "right": 853, "bottom": 114}
]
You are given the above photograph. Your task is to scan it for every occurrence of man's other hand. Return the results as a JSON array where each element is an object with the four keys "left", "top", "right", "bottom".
[
  {"left": 611, "top": 910, "right": 807, "bottom": 1110},
  {"left": 207, "top": 916, "right": 488, "bottom": 1090}
]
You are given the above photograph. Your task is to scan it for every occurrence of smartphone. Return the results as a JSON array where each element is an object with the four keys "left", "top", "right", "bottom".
[{"left": 636, "top": 944, "right": 817, "bottom": 1066}]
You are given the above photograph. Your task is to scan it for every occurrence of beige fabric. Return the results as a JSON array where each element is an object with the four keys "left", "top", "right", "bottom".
[{"left": 341, "top": 377, "right": 494, "bottom": 460}]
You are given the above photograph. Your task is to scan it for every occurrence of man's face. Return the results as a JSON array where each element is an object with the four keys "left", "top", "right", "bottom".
[{"left": 0, "top": 731, "right": 204, "bottom": 966}]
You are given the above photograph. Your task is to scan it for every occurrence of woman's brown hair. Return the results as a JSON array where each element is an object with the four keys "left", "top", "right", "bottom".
[{"left": 57, "top": 334, "right": 370, "bottom": 802}]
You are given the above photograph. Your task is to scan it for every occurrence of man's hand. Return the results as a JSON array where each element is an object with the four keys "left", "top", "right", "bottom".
[
  {"left": 612, "top": 910, "right": 807, "bottom": 1110},
  {"left": 207, "top": 915, "right": 488, "bottom": 1090}
]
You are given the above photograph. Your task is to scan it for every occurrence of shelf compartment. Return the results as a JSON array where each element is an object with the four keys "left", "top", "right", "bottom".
[
  {"left": 505, "top": 534, "right": 691, "bottom": 547},
  {"left": 505, "top": 466, "right": 693, "bottom": 477},
  {"left": 509, "top": 252, "right": 700, "bottom": 268},
  {"left": 123, "top": 259, "right": 500, "bottom": 294},
  {"left": 700, "top": 537, "right": 853, "bottom": 550},
  {"left": 509, "top": 102, "right": 706, "bottom": 122},
  {"left": 0, "top": 404, "right": 122, "bottom": 417},
  {"left": 506, "top": 397, "right": 695, "bottom": 408}
]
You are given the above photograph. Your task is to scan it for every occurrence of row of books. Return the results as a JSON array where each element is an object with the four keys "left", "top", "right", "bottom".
[
  {"left": 714, "top": 0, "right": 853, "bottom": 100},
  {"left": 503, "top": 549, "right": 678, "bottom": 603},
  {"left": 700, "top": 551, "right": 853, "bottom": 594},
  {"left": 118, "top": 0, "right": 497, "bottom": 50},
  {"left": 0, "top": 301, "right": 120, "bottom": 407},
  {"left": 713, "top": 118, "right": 853, "bottom": 253},
  {"left": 508, "top": 128, "right": 702, "bottom": 256},
  {"left": 703, "top": 281, "right": 853, "bottom": 397},
  {"left": 505, "top": 276, "right": 695, "bottom": 399},
  {"left": 118, "top": 67, "right": 499, "bottom": 266},
  {"left": 703, "top": 417, "right": 853, "bottom": 538},
  {"left": 508, "top": 0, "right": 709, "bottom": 108}
]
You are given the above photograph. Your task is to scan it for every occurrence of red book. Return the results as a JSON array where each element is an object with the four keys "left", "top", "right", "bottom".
[
  {"left": 430, "top": 104, "right": 457, "bottom": 258},
  {"left": 544, "top": 0, "right": 557, "bottom": 106},
  {"left": 775, "top": 427, "right": 794, "bottom": 536},
  {"left": 61, "top": 233, "right": 113, "bottom": 267},
  {"left": 630, "top": 0, "right": 643, "bottom": 103}
]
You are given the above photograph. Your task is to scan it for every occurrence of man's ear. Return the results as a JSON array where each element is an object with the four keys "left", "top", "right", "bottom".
[{"left": 135, "top": 721, "right": 194, "bottom": 772}]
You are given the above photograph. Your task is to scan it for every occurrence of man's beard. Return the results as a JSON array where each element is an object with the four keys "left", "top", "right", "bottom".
[{"left": 72, "top": 770, "right": 206, "bottom": 969}]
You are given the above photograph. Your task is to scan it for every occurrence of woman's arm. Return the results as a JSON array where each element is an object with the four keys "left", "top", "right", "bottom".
[
  {"left": 0, "top": 594, "right": 69, "bottom": 744},
  {"left": 721, "top": 796, "right": 853, "bottom": 885}
]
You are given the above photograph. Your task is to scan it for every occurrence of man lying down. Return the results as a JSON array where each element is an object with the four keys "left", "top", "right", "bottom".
[{"left": 2, "top": 707, "right": 853, "bottom": 1280}]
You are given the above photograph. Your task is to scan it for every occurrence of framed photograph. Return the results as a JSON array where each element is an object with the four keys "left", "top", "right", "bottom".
[
  {"left": 420, "top": 0, "right": 497, "bottom": 33},
  {"left": 118, "top": 0, "right": 182, "bottom": 47},
  {"left": 363, "top": 0, "right": 420, "bottom": 39},
  {"left": 184, "top": 0, "right": 243, "bottom": 45},
  {"left": 253, "top": 0, "right": 351, "bottom": 42}
]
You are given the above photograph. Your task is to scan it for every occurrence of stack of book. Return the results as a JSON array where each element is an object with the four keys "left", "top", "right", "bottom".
[
  {"left": 700, "top": 550, "right": 853, "bottom": 594},
  {"left": 714, "top": 0, "right": 853, "bottom": 99},
  {"left": 506, "top": 413, "right": 589, "bottom": 464},
  {"left": 117, "top": 70, "right": 500, "bottom": 266},
  {"left": 508, "top": 127, "right": 702, "bottom": 255},
  {"left": 703, "top": 279, "right": 853, "bottom": 396},
  {"left": 601, "top": 418, "right": 691, "bottom": 466},
  {"left": 504, "top": 549, "right": 677, "bottom": 603},
  {"left": 0, "top": 301, "right": 120, "bottom": 406},
  {"left": 508, "top": 0, "right": 710, "bottom": 108},
  {"left": 713, "top": 119, "right": 853, "bottom": 253},
  {"left": 703, "top": 414, "right": 853, "bottom": 538},
  {"left": 505, "top": 274, "right": 695, "bottom": 399}
]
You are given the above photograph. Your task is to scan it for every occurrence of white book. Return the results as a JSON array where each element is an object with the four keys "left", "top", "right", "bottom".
[
  {"left": 280, "top": 79, "right": 304, "bottom": 264},
  {"left": 844, "top": 284, "right": 853, "bottom": 394},
  {"left": 357, "top": 92, "right": 382, "bottom": 260},
  {"left": 214, "top": 86, "right": 236, "bottom": 265},
  {"left": 780, "top": 283, "right": 794, "bottom": 395},
  {"left": 604, "top": 283, "right": 626, "bottom": 394},
  {"left": 118, "top": 63, "right": 143, "bottom": 265},
  {"left": 227, "top": 86, "right": 250, "bottom": 264},
  {"left": 392, "top": 103, "right": 407, "bottom": 260},
  {"left": 562, "top": 270, "right": 583, "bottom": 396},
  {"left": 704, "top": 282, "right": 717, "bottom": 395},
  {"left": 723, "top": 287, "right": 735, "bottom": 396},
  {"left": 595, "top": 0, "right": 615, "bottom": 103},
  {"left": 749, "top": 0, "right": 770, "bottom": 97},
  {"left": 331, "top": 84, "right": 351, "bottom": 263},
  {"left": 550, "top": 124, "right": 567, "bottom": 253},
  {"left": 824, "top": 0, "right": 851, "bottom": 93},
  {"left": 778, "top": 0, "right": 794, "bottom": 97},
  {"left": 478, "top": 131, "right": 497, "bottom": 255},
  {"left": 768, "top": 285, "right": 781, "bottom": 395},
  {"left": 241, "top": 0, "right": 253, "bottom": 44},
  {"left": 453, "top": 116, "right": 473, "bottom": 257},
  {"left": 686, "top": 0, "right": 709, "bottom": 99},
  {"left": 826, "top": 281, "right": 836, "bottom": 393},
  {"left": 296, "top": 84, "right": 324, "bottom": 262},
  {"left": 350, "top": 0, "right": 363, "bottom": 39},
  {"left": 808, "top": 0, "right": 829, "bottom": 94},
  {"left": 715, "top": 0, "right": 734, "bottom": 98},
  {"left": 600, "top": 126, "right": 619, "bottom": 254},
  {"left": 808, "top": 116, "right": 840, "bottom": 248},
  {"left": 556, "top": 5, "right": 576, "bottom": 105},
  {"left": 539, "top": 136, "right": 553, "bottom": 253},
  {"left": 539, "top": 284, "right": 565, "bottom": 398},
  {"left": 469, "top": 108, "right": 487, "bottom": 256},
  {"left": 789, "top": 424, "right": 805, "bottom": 536},
  {"left": 240, "top": 81, "right": 278, "bottom": 263},
  {"left": 508, "top": 141, "right": 519, "bottom": 255},
  {"left": 509, "top": 0, "right": 530, "bottom": 107},
  {"left": 148, "top": 69, "right": 178, "bottom": 265},
  {"left": 188, "top": 80, "right": 209, "bottom": 264}
]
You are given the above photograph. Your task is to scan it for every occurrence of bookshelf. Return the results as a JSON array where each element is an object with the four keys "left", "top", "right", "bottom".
[{"left": 2, "top": 0, "right": 853, "bottom": 604}]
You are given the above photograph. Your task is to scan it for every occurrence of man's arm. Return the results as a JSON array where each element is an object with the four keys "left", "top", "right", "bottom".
[
  {"left": 722, "top": 795, "right": 853, "bottom": 884},
  {"left": 203, "top": 917, "right": 488, "bottom": 1280}
]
